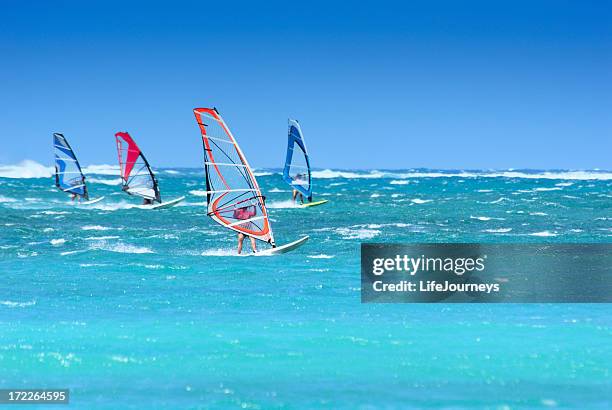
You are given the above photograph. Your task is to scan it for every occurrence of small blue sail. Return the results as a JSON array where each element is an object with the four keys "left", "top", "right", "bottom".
[
  {"left": 283, "top": 119, "right": 312, "bottom": 201},
  {"left": 53, "top": 133, "right": 88, "bottom": 199}
]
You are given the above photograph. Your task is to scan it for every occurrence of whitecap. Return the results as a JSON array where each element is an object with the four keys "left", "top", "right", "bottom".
[
  {"left": 335, "top": 227, "right": 381, "bottom": 240},
  {"left": 308, "top": 254, "right": 335, "bottom": 259},
  {"left": 0, "top": 160, "right": 53, "bottom": 178},
  {"left": 267, "top": 200, "right": 300, "bottom": 209},
  {"left": 0, "top": 300, "right": 36, "bottom": 308},
  {"left": 51, "top": 238, "right": 66, "bottom": 246},
  {"left": 529, "top": 231, "right": 558, "bottom": 237},
  {"left": 411, "top": 198, "right": 432, "bottom": 204},
  {"left": 189, "top": 190, "right": 207, "bottom": 197},
  {"left": 81, "top": 164, "right": 120, "bottom": 175},
  {"left": 390, "top": 180, "right": 410, "bottom": 185},
  {"left": 82, "top": 225, "right": 112, "bottom": 231},
  {"left": 88, "top": 177, "right": 121, "bottom": 186},
  {"left": 483, "top": 228, "right": 513, "bottom": 233}
]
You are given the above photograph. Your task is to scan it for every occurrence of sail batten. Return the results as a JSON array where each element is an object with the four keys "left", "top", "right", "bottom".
[
  {"left": 53, "top": 133, "right": 89, "bottom": 200},
  {"left": 193, "top": 107, "right": 274, "bottom": 245},
  {"left": 115, "top": 132, "right": 161, "bottom": 203},
  {"left": 283, "top": 119, "right": 312, "bottom": 201}
]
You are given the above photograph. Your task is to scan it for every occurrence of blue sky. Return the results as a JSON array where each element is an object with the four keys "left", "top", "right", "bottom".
[{"left": 0, "top": 0, "right": 610, "bottom": 169}]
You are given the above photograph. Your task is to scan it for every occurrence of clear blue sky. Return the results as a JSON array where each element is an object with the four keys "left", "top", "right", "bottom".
[{"left": 0, "top": 0, "right": 610, "bottom": 169}]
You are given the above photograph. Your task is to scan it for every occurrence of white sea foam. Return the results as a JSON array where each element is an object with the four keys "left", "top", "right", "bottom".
[
  {"left": 470, "top": 216, "right": 505, "bottom": 221},
  {"left": 90, "top": 241, "right": 153, "bottom": 254},
  {"left": 555, "top": 182, "right": 574, "bottom": 187},
  {"left": 88, "top": 178, "right": 121, "bottom": 186},
  {"left": 389, "top": 180, "right": 410, "bottom": 185},
  {"left": 490, "top": 197, "right": 508, "bottom": 204},
  {"left": 483, "top": 228, "right": 513, "bottom": 233},
  {"left": 529, "top": 231, "right": 558, "bottom": 237},
  {"left": 50, "top": 238, "right": 66, "bottom": 246},
  {"left": 411, "top": 198, "right": 432, "bottom": 204},
  {"left": 529, "top": 212, "right": 548, "bottom": 216},
  {"left": 0, "top": 160, "right": 53, "bottom": 178},
  {"left": 82, "top": 225, "right": 112, "bottom": 231},
  {"left": 477, "top": 189, "right": 493, "bottom": 193},
  {"left": 81, "top": 164, "right": 120, "bottom": 175},
  {"left": 0, "top": 300, "right": 36, "bottom": 308},
  {"left": 269, "top": 188, "right": 287, "bottom": 193},
  {"left": 308, "top": 254, "right": 335, "bottom": 259},
  {"left": 253, "top": 171, "right": 273, "bottom": 177},
  {"left": 370, "top": 193, "right": 381, "bottom": 198},
  {"left": 312, "top": 169, "right": 385, "bottom": 179},
  {"left": 335, "top": 227, "right": 381, "bottom": 240},
  {"left": 267, "top": 200, "right": 300, "bottom": 209},
  {"left": 201, "top": 249, "right": 241, "bottom": 257},
  {"left": 164, "top": 170, "right": 181, "bottom": 175},
  {"left": 0, "top": 195, "right": 17, "bottom": 203},
  {"left": 189, "top": 190, "right": 208, "bottom": 197},
  {"left": 533, "top": 187, "right": 562, "bottom": 192}
]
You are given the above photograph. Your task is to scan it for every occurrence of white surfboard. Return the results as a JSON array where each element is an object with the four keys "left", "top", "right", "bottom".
[
  {"left": 243, "top": 236, "right": 309, "bottom": 257},
  {"left": 148, "top": 196, "right": 185, "bottom": 210},
  {"left": 79, "top": 196, "right": 105, "bottom": 205}
]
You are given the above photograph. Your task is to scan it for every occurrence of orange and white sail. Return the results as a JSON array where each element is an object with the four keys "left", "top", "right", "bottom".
[{"left": 193, "top": 108, "right": 275, "bottom": 245}]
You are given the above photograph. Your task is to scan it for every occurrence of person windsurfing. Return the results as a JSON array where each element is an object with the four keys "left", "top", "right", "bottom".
[
  {"left": 292, "top": 173, "right": 308, "bottom": 204},
  {"left": 234, "top": 204, "right": 258, "bottom": 254}
]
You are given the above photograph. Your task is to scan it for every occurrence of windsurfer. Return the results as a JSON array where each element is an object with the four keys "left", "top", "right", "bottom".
[
  {"left": 234, "top": 204, "right": 257, "bottom": 254},
  {"left": 292, "top": 173, "right": 306, "bottom": 204},
  {"left": 143, "top": 198, "right": 153, "bottom": 205}
]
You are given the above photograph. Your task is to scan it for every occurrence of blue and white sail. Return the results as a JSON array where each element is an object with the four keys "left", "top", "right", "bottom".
[
  {"left": 283, "top": 119, "right": 312, "bottom": 201},
  {"left": 53, "top": 133, "right": 89, "bottom": 200}
]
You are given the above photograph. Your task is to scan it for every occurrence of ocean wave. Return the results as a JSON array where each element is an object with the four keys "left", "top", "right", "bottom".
[
  {"left": 0, "top": 300, "right": 36, "bottom": 308},
  {"left": 82, "top": 225, "right": 113, "bottom": 231},
  {"left": 311, "top": 169, "right": 612, "bottom": 180},
  {"left": 0, "top": 160, "right": 53, "bottom": 178},
  {"left": 201, "top": 248, "right": 241, "bottom": 257},
  {"left": 189, "top": 190, "right": 207, "bottom": 197},
  {"left": 335, "top": 227, "right": 381, "bottom": 240},
  {"left": 411, "top": 198, "right": 432, "bottom": 204},
  {"left": 88, "top": 177, "right": 121, "bottom": 186},
  {"left": 267, "top": 200, "right": 300, "bottom": 209},
  {"left": 470, "top": 216, "right": 505, "bottom": 221},
  {"left": 389, "top": 180, "right": 410, "bottom": 185},
  {"left": 529, "top": 231, "right": 558, "bottom": 237},
  {"left": 0, "top": 195, "right": 17, "bottom": 203},
  {"left": 50, "top": 238, "right": 66, "bottom": 246},
  {"left": 90, "top": 241, "right": 153, "bottom": 254},
  {"left": 308, "top": 254, "right": 335, "bottom": 259},
  {"left": 483, "top": 228, "right": 513, "bottom": 233},
  {"left": 81, "top": 164, "right": 120, "bottom": 175}
]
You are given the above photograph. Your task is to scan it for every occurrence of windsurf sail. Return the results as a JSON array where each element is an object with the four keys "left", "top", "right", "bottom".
[
  {"left": 53, "top": 133, "right": 89, "bottom": 200},
  {"left": 193, "top": 108, "right": 275, "bottom": 246},
  {"left": 115, "top": 132, "right": 161, "bottom": 203},
  {"left": 283, "top": 119, "right": 312, "bottom": 201}
]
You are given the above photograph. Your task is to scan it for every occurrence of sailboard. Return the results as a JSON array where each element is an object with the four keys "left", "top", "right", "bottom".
[
  {"left": 283, "top": 119, "right": 327, "bottom": 207},
  {"left": 53, "top": 133, "right": 104, "bottom": 205},
  {"left": 115, "top": 132, "right": 184, "bottom": 209},
  {"left": 193, "top": 107, "right": 307, "bottom": 254}
]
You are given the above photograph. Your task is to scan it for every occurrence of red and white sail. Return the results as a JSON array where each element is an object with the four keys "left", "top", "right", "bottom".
[
  {"left": 115, "top": 132, "right": 161, "bottom": 203},
  {"left": 193, "top": 108, "right": 274, "bottom": 245}
]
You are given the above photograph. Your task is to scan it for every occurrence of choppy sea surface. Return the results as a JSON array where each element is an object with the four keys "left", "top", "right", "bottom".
[{"left": 1, "top": 161, "right": 611, "bottom": 409}]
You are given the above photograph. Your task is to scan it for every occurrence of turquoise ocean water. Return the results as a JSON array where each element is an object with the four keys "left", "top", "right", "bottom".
[{"left": 1, "top": 162, "right": 611, "bottom": 409}]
